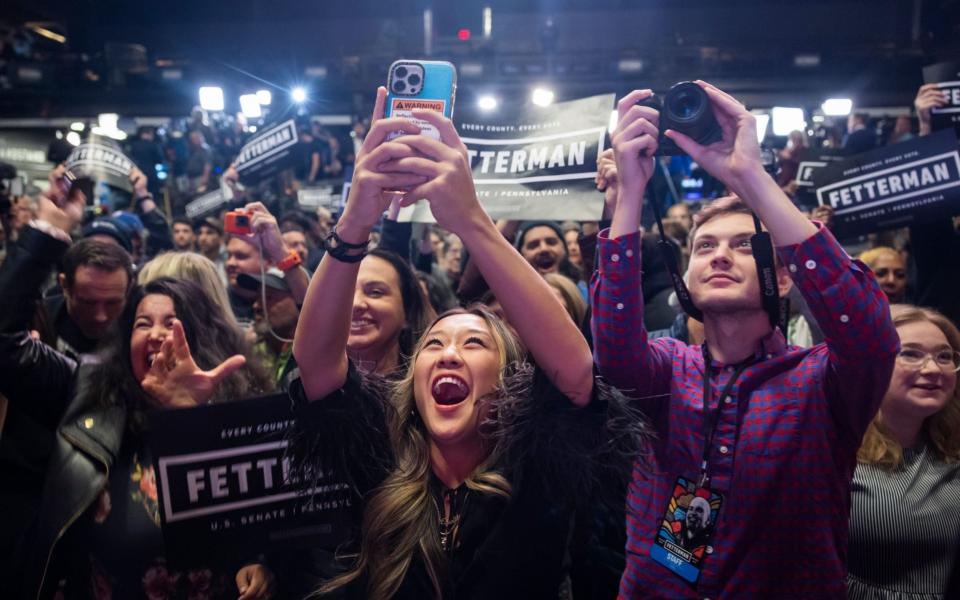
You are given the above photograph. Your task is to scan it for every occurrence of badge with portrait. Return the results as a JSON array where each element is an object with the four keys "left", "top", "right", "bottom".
[{"left": 650, "top": 476, "right": 723, "bottom": 585}]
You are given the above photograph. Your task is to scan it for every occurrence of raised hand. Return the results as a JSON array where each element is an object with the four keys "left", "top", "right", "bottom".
[
  {"left": 915, "top": 83, "right": 948, "bottom": 136},
  {"left": 375, "top": 109, "right": 487, "bottom": 235},
  {"left": 607, "top": 90, "right": 659, "bottom": 238},
  {"left": 664, "top": 80, "right": 763, "bottom": 195},
  {"left": 38, "top": 165, "right": 85, "bottom": 234},
  {"left": 129, "top": 166, "right": 150, "bottom": 198},
  {"left": 611, "top": 90, "right": 660, "bottom": 202},
  {"left": 140, "top": 319, "right": 246, "bottom": 408},
  {"left": 336, "top": 87, "right": 429, "bottom": 243},
  {"left": 239, "top": 201, "right": 286, "bottom": 263}
]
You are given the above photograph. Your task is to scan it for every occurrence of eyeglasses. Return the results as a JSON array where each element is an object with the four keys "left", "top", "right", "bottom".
[{"left": 896, "top": 348, "right": 960, "bottom": 372}]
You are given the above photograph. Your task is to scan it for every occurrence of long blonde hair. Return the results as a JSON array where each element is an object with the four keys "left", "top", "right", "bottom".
[
  {"left": 858, "top": 304, "right": 960, "bottom": 469},
  {"left": 138, "top": 251, "right": 238, "bottom": 324},
  {"left": 318, "top": 306, "right": 526, "bottom": 600}
]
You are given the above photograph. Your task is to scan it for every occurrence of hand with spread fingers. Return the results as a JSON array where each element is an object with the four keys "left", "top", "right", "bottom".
[
  {"left": 140, "top": 319, "right": 246, "bottom": 408},
  {"left": 336, "top": 86, "right": 429, "bottom": 242},
  {"left": 662, "top": 80, "right": 762, "bottom": 193},
  {"left": 374, "top": 109, "right": 486, "bottom": 235}
]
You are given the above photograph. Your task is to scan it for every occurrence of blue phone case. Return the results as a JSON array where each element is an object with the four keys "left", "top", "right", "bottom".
[{"left": 384, "top": 60, "right": 457, "bottom": 120}]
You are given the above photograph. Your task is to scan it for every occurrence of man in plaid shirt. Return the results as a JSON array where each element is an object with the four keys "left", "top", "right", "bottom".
[{"left": 592, "top": 82, "right": 898, "bottom": 598}]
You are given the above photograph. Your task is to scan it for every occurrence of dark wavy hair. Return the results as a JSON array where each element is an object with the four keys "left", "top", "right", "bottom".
[
  {"left": 367, "top": 248, "right": 437, "bottom": 362},
  {"left": 83, "top": 277, "right": 272, "bottom": 424}
]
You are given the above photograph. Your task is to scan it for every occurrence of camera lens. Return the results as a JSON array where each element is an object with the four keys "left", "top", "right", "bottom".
[
  {"left": 407, "top": 73, "right": 421, "bottom": 86},
  {"left": 666, "top": 87, "right": 705, "bottom": 122},
  {"left": 393, "top": 79, "right": 407, "bottom": 93},
  {"left": 659, "top": 81, "right": 723, "bottom": 154},
  {"left": 395, "top": 66, "right": 408, "bottom": 78}
]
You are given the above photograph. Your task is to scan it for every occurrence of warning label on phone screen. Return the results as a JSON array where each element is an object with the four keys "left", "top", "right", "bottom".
[{"left": 390, "top": 99, "right": 446, "bottom": 140}]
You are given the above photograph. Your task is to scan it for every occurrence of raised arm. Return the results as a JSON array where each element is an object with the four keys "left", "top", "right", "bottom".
[
  {"left": 292, "top": 87, "right": 425, "bottom": 401},
  {"left": 668, "top": 80, "right": 898, "bottom": 436},
  {"left": 0, "top": 179, "right": 84, "bottom": 427},
  {"left": 381, "top": 111, "right": 593, "bottom": 406},
  {"left": 664, "top": 80, "right": 817, "bottom": 246},
  {"left": 590, "top": 91, "right": 677, "bottom": 406}
]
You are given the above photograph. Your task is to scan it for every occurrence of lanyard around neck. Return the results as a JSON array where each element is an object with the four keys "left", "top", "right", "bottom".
[{"left": 699, "top": 349, "right": 754, "bottom": 487}]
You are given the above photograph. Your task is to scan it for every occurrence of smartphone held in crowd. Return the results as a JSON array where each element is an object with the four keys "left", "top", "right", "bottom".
[{"left": 0, "top": 34, "right": 959, "bottom": 600}]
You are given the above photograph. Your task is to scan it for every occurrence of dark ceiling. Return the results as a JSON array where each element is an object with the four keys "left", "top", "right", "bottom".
[{"left": 1, "top": 0, "right": 959, "bottom": 119}]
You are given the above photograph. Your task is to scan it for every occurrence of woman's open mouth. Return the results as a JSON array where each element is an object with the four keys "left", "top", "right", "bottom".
[{"left": 432, "top": 375, "right": 470, "bottom": 406}]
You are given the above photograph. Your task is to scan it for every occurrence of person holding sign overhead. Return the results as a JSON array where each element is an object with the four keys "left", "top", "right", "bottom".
[
  {"left": 289, "top": 85, "right": 647, "bottom": 599},
  {"left": 592, "top": 81, "right": 898, "bottom": 598}
]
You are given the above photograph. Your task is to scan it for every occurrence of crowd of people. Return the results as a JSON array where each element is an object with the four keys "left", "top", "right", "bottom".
[{"left": 0, "top": 78, "right": 958, "bottom": 600}]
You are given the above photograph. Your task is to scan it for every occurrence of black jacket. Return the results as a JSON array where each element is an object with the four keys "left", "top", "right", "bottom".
[
  {"left": 1, "top": 329, "right": 126, "bottom": 599},
  {"left": 0, "top": 227, "right": 125, "bottom": 599}
]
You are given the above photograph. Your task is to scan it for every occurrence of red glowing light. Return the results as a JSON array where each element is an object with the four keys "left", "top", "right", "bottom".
[{"left": 457, "top": 28, "right": 471, "bottom": 41}]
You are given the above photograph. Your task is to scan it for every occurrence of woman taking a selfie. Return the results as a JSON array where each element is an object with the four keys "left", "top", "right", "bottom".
[{"left": 291, "top": 88, "right": 645, "bottom": 599}]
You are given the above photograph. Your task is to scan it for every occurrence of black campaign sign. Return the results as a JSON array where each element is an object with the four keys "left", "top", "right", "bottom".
[
  {"left": 397, "top": 94, "right": 614, "bottom": 222},
  {"left": 794, "top": 148, "right": 844, "bottom": 209},
  {"left": 234, "top": 119, "right": 300, "bottom": 185},
  {"left": 65, "top": 138, "right": 134, "bottom": 192},
  {"left": 148, "top": 393, "right": 352, "bottom": 568},
  {"left": 923, "top": 62, "right": 960, "bottom": 137},
  {"left": 813, "top": 129, "right": 960, "bottom": 238}
]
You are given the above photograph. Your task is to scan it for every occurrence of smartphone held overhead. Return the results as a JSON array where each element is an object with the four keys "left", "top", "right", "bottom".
[{"left": 384, "top": 60, "right": 457, "bottom": 141}]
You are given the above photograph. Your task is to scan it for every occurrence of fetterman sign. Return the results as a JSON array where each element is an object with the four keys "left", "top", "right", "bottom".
[
  {"left": 812, "top": 129, "right": 960, "bottom": 238},
  {"left": 148, "top": 393, "right": 352, "bottom": 569}
]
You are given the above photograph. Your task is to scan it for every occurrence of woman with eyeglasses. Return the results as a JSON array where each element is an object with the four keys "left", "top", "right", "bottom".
[{"left": 847, "top": 304, "right": 960, "bottom": 599}]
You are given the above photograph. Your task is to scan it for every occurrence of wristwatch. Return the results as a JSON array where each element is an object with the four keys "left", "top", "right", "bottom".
[{"left": 276, "top": 250, "right": 303, "bottom": 271}]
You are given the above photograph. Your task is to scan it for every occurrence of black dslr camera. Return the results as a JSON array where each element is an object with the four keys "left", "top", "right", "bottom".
[{"left": 638, "top": 81, "right": 723, "bottom": 156}]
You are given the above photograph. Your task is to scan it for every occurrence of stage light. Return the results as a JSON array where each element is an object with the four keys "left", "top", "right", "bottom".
[
  {"left": 772, "top": 107, "right": 806, "bottom": 136},
  {"left": 617, "top": 58, "right": 644, "bottom": 74},
  {"left": 821, "top": 98, "right": 853, "bottom": 116},
  {"left": 256, "top": 90, "right": 272, "bottom": 105},
  {"left": 458, "top": 29, "right": 471, "bottom": 41},
  {"left": 478, "top": 95, "right": 498, "bottom": 111},
  {"left": 239, "top": 94, "right": 262, "bottom": 118},
  {"left": 531, "top": 87, "right": 555, "bottom": 107},
  {"left": 98, "top": 113, "right": 118, "bottom": 130},
  {"left": 70, "top": 122, "right": 85, "bottom": 132},
  {"left": 198, "top": 86, "right": 225, "bottom": 111},
  {"left": 291, "top": 87, "right": 307, "bottom": 103},
  {"left": 483, "top": 6, "right": 493, "bottom": 38},
  {"left": 66, "top": 131, "right": 81, "bottom": 146}
]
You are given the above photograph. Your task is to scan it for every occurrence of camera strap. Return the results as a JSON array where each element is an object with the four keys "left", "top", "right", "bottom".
[
  {"left": 749, "top": 213, "right": 781, "bottom": 330},
  {"left": 650, "top": 196, "right": 781, "bottom": 330},
  {"left": 650, "top": 195, "right": 703, "bottom": 322}
]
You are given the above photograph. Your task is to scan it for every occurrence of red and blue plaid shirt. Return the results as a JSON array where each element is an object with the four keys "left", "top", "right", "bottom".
[{"left": 590, "top": 224, "right": 897, "bottom": 599}]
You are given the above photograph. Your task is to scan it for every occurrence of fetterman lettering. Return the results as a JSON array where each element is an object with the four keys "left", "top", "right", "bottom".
[
  {"left": 826, "top": 160, "right": 952, "bottom": 209},
  {"left": 467, "top": 141, "right": 586, "bottom": 175},
  {"left": 69, "top": 145, "right": 132, "bottom": 171},
  {"left": 236, "top": 124, "right": 295, "bottom": 165}
]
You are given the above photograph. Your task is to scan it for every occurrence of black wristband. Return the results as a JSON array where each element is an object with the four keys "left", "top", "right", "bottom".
[{"left": 323, "top": 229, "right": 368, "bottom": 263}]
